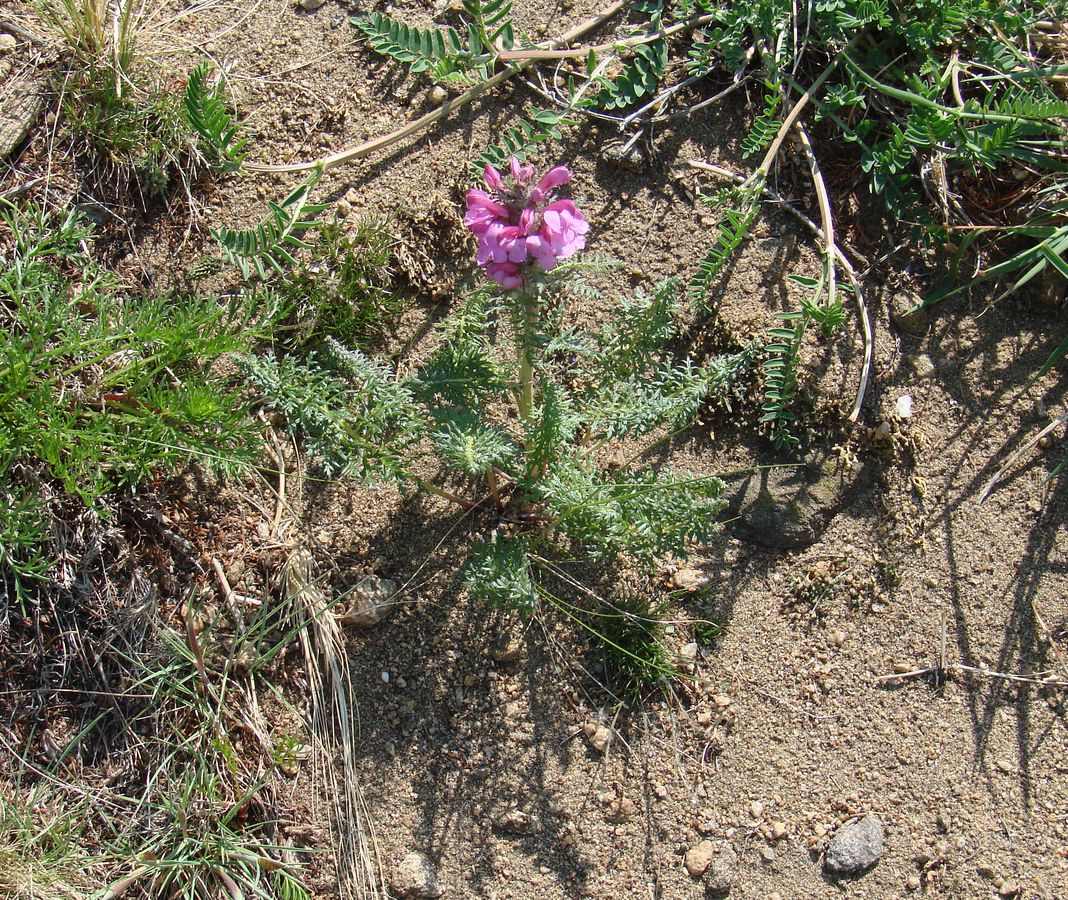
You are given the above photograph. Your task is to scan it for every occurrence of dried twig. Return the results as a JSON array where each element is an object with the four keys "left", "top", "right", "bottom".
[
  {"left": 686, "top": 159, "right": 873, "bottom": 421},
  {"left": 979, "top": 410, "right": 1068, "bottom": 503},
  {"left": 877, "top": 663, "right": 1068, "bottom": 688}
]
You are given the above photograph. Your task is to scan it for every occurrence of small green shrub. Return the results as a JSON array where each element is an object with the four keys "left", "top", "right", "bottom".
[
  {"left": 246, "top": 160, "right": 750, "bottom": 696},
  {"left": 0, "top": 200, "right": 274, "bottom": 600},
  {"left": 274, "top": 218, "right": 409, "bottom": 347}
]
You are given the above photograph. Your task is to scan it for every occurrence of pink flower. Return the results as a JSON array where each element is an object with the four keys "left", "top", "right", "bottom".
[
  {"left": 486, "top": 260, "right": 524, "bottom": 289},
  {"left": 463, "top": 156, "right": 589, "bottom": 289},
  {"left": 541, "top": 199, "right": 588, "bottom": 259}
]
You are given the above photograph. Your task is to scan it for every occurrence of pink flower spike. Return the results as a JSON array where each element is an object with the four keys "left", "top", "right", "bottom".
[
  {"left": 536, "top": 166, "right": 571, "bottom": 195},
  {"left": 484, "top": 164, "right": 505, "bottom": 191},
  {"left": 509, "top": 156, "right": 535, "bottom": 185},
  {"left": 465, "top": 189, "right": 510, "bottom": 220},
  {"left": 525, "top": 234, "right": 558, "bottom": 270}
]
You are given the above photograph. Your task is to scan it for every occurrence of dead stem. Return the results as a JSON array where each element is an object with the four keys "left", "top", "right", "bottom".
[
  {"left": 686, "top": 158, "right": 873, "bottom": 422},
  {"left": 245, "top": 0, "right": 629, "bottom": 175}
]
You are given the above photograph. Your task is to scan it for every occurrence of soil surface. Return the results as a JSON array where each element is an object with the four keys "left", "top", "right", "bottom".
[{"left": 2, "top": 1, "right": 1067, "bottom": 898}]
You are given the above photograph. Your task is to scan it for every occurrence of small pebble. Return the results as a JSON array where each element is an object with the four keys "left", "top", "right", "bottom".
[
  {"left": 429, "top": 85, "right": 448, "bottom": 106},
  {"left": 583, "top": 721, "right": 613, "bottom": 754},
  {"left": 683, "top": 840, "right": 715, "bottom": 877}
]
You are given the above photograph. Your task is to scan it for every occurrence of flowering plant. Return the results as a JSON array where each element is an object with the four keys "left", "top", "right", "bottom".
[
  {"left": 249, "top": 156, "right": 752, "bottom": 657},
  {"left": 465, "top": 158, "right": 589, "bottom": 289}
]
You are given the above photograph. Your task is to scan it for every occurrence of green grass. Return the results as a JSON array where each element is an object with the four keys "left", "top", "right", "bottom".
[
  {"left": 0, "top": 199, "right": 275, "bottom": 602},
  {"left": 38, "top": 0, "right": 246, "bottom": 193},
  {"left": 0, "top": 788, "right": 99, "bottom": 899},
  {"left": 274, "top": 218, "right": 409, "bottom": 348}
]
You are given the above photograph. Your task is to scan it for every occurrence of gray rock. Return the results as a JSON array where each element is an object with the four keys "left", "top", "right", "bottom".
[
  {"left": 0, "top": 68, "right": 50, "bottom": 160},
  {"left": 299, "top": 0, "right": 328, "bottom": 9},
  {"left": 727, "top": 453, "right": 868, "bottom": 550},
  {"left": 0, "top": 34, "right": 16, "bottom": 53},
  {"left": 600, "top": 139, "right": 646, "bottom": 172},
  {"left": 392, "top": 852, "right": 444, "bottom": 899},
  {"left": 890, "top": 290, "right": 930, "bottom": 335},
  {"left": 824, "top": 814, "right": 885, "bottom": 876},
  {"left": 338, "top": 575, "right": 397, "bottom": 627},
  {"left": 704, "top": 845, "right": 737, "bottom": 896}
]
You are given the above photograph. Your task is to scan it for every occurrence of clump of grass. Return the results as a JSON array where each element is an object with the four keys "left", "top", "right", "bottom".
[
  {"left": 275, "top": 218, "right": 409, "bottom": 348},
  {"left": 37, "top": 0, "right": 245, "bottom": 194},
  {"left": 593, "top": 589, "right": 675, "bottom": 700},
  {"left": 0, "top": 199, "right": 273, "bottom": 602},
  {"left": 0, "top": 788, "right": 99, "bottom": 899}
]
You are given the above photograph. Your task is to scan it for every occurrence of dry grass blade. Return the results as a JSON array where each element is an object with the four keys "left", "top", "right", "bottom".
[
  {"left": 284, "top": 547, "right": 385, "bottom": 900},
  {"left": 979, "top": 410, "right": 1068, "bottom": 503}
]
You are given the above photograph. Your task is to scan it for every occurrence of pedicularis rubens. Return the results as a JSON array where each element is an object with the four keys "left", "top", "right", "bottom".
[{"left": 247, "top": 158, "right": 756, "bottom": 610}]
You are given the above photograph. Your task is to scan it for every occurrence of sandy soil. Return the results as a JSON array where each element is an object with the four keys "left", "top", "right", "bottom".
[{"left": 2, "top": 0, "right": 1066, "bottom": 897}]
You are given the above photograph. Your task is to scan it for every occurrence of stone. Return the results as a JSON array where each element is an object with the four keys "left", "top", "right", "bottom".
[
  {"left": 824, "top": 814, "right": 885, "bottom": 876},
  {"left": 599, "top": 139, "right": 646, "bottom": 172},
  {"left": 670, "top": 567, "right": 708, "bottom": 592},
  {"left": 727, "top": 452, "right": 869, "bottom": 550},
  {"left": 429, "top": 85, "right": 448, "bottom": 106},
  {"left": 583, "top": 721, "right": 613, "bottom": 754},
  {"left": 299, "top": 0, "right": 328, "bottom": 9},
  {"left": 684, "top": 840, "right": 716, "bottom": 877},
  {"left": 998, "top": 881, "right": 1021, "bottom": 897},
  {"left": 1, "top": 67, "right": 51, "bottom": 160},
  {"left": 911, "top": 353, "right": 937, "bottom": 379},
  {"left": 338, "top": 575, "right": 397, "bottom": 627},
  {"left": 492, "top": 633, "right": 524, "bottom": 663},
  {"left": 494, "top": 808, "right": 539, "bottom": 835},
  {"left": 890, "top": 289, "right": 930, "bottom": 335},
  {"left": 704, "top": 845, "right": 737, "bottom": 896},
  {"left": 0, "top": 34, "right": 16, "bottom": 53},
  {"left": 392, "top": 852, "right": 444, "bottom": 899},
  {"left": 606, "top": 797, "right": 637, "bottom": 823}
]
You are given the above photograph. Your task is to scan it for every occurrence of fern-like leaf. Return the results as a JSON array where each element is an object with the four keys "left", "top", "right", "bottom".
[
  {"left": 468, "top": 108, "right": 575, "bottom": 178},
  {"left": 761, "top": 310, "right": 807, "bottom": 449},
  {"left": 688, "top": 183, "right": 762, "bottom": 313},
  {"left": 584, "top": 40, "right": 667, "bottom": 111},
  {"left": 431, "top": 410, "right": 517, "bottom": 477},
  {"left": 465, "top": 533, "right": 536, "bottom": 611},
  {"left": 741, "top": 81, "right": 782, "bottom": 158},
  {"left": 463, "top": 0, "right": 514, "bottom": 51},
  {"left": 351, "top": 12, "right": 475, "bottom": 81},
  {"left": 184, "top": 63, "right": 247, "bottom": 173},
  {"left": 212, "top": 170, "right": 326, "bottom": 279}
]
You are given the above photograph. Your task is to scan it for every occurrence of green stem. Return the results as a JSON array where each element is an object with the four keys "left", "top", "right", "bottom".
[
  {"left": 840, "top": 51, "right": 1051, "bottom": 125},
  {"left": 513, "top": 290, "right": 539, "bottom": 426}
]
